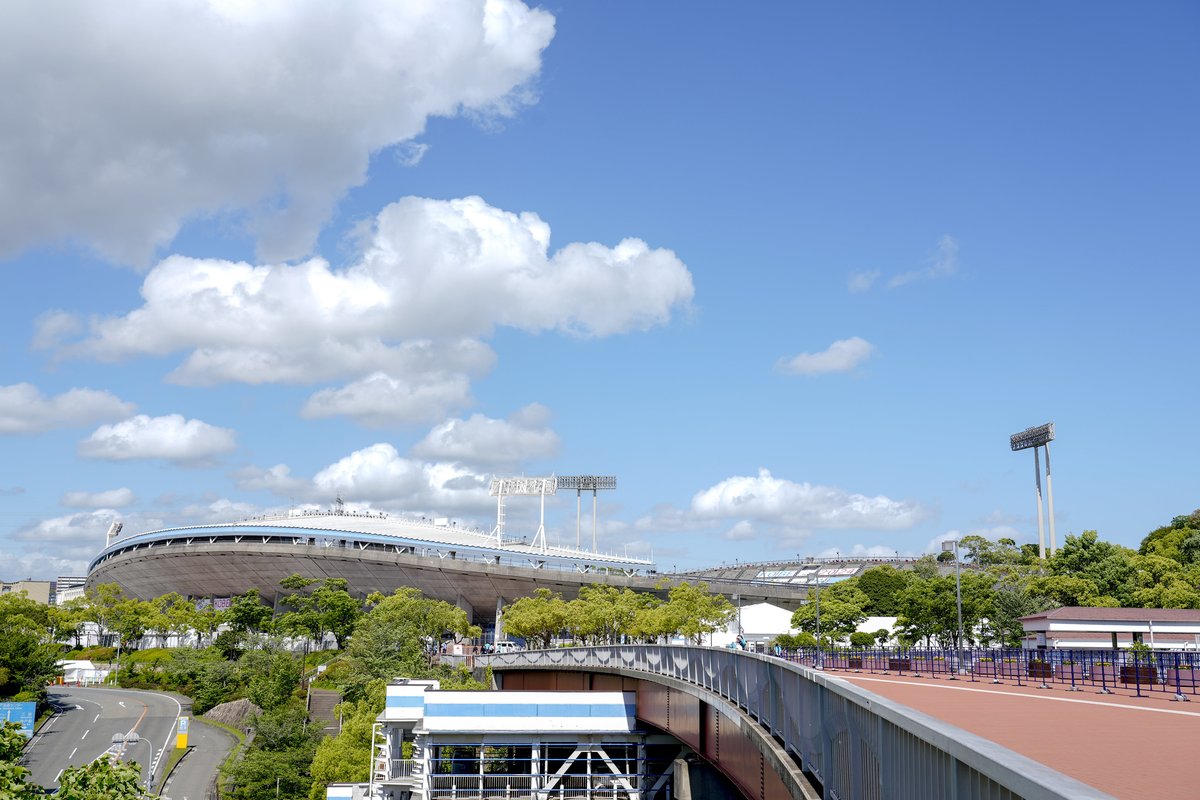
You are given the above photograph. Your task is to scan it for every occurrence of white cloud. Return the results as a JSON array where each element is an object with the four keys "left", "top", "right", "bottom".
[
  {"left": 816, "top": 543, "right": 908, "bottom": 559},
  {"left": 312, "top": 443, "right": 492, "bottom": 512},
  {"left": 10, "top": 509, "right": 123, "bottom": 564},
  {"left": 78, "top": 414, "right": 237, "bottom": 462},
  {"left": 410, "top": 404, "right": 559, "bottom": 464},
  {"left": 302, "top": 371, "right": 475, "bottom": 427},
  {"left": 723, "top": 521, "right": 756, "bottom": 541},
  {"left": 59, "top": 197, "right": 692, "bottom": 412},
  {"left": 0, "top": 0, "right": 556, "bottom": 264},
  {"left": 847, "top": 270, "right": 880, "bottom": 293},
  {"left": 888, "top": 235, "right": 959, "bottom": 288},
  {"left": 230, "top": 464, "right": 310, "bottom": 496},
  {"left": 776, "top": 337, "right": 874, "bottom": 376},
  {"left": 691, "top": 468, "right": 923, "bottom": 530},
  {"left": 62, "top": 488, "right": 136, "bottom": 509},
  {"left": 0, "top": 383, "right": 135, "bottom": 434},
  {"left": 31, "top": 310, "right": 82, "bottom": 350}
]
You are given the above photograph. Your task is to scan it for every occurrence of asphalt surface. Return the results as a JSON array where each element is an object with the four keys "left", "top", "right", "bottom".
[
  {"left": 159, "top": 718, "right": 238, "bottom": 800},
  {"left": 22, "top": 686, "right": 181, "bottom": 791}
]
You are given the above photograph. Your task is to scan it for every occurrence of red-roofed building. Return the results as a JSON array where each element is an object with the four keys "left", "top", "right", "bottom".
[{"left": 1019, "top": 606, "right": 1200, "bottom": 651}]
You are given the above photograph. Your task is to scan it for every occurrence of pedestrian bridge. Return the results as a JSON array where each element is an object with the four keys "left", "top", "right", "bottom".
[{"left": 484, "top": 646, "right": 1111, "bottom": 800}]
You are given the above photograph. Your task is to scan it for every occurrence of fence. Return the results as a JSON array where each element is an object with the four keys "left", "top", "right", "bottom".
[
  {"left": 485, "top": 646, "right": 1116, "bottom": 800},
  {"left": 785, "top": 645, "right": 1199, "bottom": 699}
]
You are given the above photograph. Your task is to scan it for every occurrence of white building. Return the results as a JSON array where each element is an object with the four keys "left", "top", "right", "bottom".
[
  {"left": 330, "top": 679, "right": 677, "bottom": 800},
  {"left": 1020, "top": 607, "right": 1200, "bottom": 651}
]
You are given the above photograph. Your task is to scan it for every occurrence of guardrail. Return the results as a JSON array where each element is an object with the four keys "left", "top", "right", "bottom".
[
  {"left": 783, "top": 645, "right": 1199, "bottom": 699},
  {"left": 483, "top": 646, "right": 1114, "bottom": 800}
]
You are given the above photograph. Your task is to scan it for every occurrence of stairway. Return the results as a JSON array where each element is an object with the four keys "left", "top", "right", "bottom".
[{"left": 308, "top": 688, "right": 343, "bottom": 736}]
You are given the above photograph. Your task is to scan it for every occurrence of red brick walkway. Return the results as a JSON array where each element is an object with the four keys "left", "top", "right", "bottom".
[{"left": 832, "top": 671, "right": 1200, "bottom": 799}]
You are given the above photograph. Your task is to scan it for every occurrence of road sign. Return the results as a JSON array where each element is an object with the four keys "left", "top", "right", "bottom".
[{"left": 0, "top": 702, "right": 37, "bottom": 738}]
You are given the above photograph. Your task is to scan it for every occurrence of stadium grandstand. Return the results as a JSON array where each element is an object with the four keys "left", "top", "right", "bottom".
[{"left": 678, "top": 556, "right": 925, "bottom": 585}]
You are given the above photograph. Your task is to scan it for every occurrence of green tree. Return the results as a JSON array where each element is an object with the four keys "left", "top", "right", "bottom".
[
  {"left": 566, "top": 585, "right": 652, "bottom": 645},
  {"left": 224, "top": 702, "right": 321, "bottom": 800},
  {"left": 655, "top": 582, "right": 735, "bottom": 643},
  {"left": 854, "top": 566, "right": 912, "bottom": 615},
  {"left": 1027, "top": 575, "right": 1103, "bottom": 607},
  {"left": 340, "top": 589, "right": 478, "bottom": 700},
  {"left": 227, "top": 589, "right": 274, "bottom": 636},
  {"left": 308, "top": 682, "right": 386, "bottom": 799},
  {"left": 278, "top": 576, "right": 362, "bottom": 649},
  {"left": 0, "top": 593, "right": 62, "bottom": 699},
  {"left": 501, "top": 589, "right": 570, "bottom": 649},
  {"left": 57, "top": 757, "right": 149, "bottom": 800},
  {"left": 790, "top": 584, "right": 869, "bottom": 642}
]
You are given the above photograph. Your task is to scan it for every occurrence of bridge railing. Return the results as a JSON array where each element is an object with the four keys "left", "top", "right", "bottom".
[{"left": 484, "top": 646, "right": 1114, "bottom": 800}]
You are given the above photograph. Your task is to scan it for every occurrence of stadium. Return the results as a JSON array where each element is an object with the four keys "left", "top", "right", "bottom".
[{"left": 86, "top": 478, "right": 919, "bottom": 629}]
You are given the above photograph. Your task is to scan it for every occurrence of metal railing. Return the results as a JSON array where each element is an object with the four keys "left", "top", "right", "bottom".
[
  {"left": 484, "top": 646, "right": 1116, "bottom": 800},
  {"left": 783, "top": 645, "right": 1199, "bottom": 699}
]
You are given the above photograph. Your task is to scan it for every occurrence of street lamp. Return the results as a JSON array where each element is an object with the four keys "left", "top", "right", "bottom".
[
  {"left": 803, "top": 581, "right": 822, "bottom": 669},
  {"left": 111, "top": 732, "right": 153, "bottom": 790},
  {"left": 942, "top": 539, "right": 964, "bottom": 678}
]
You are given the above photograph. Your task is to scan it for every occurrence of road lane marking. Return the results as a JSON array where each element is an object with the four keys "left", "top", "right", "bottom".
[
  {"left": 55, "top": 768, "right": 64, "bottom": 782},
  {"left": 69, "top": 747, "right": 77, "bottom": 759},
  {"left": 81, "top": 729, "right": 89, "bottom": 739},
  {"left": 118, "top": 701, "right": 126, "bottom": 707},
  {"left": 92, "top": 714, "right": 100, "bottom": 723}
]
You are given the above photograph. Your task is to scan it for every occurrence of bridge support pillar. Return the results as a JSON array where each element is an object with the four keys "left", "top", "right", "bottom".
[{"left": 673, "top": 758, "right": 692, "bottom": 800}]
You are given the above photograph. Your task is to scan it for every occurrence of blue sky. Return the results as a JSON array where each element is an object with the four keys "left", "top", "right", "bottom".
[{"left": 2, "top": 1, "right": 1198, "bottom": 580}]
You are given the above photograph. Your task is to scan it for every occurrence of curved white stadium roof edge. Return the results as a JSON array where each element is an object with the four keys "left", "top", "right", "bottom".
[{"left": 91, "top": 511, "right": 653, "bottom": 573}]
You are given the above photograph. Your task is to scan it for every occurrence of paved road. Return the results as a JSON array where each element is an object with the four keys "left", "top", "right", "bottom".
[
  {"left": 22, "top": 686, "right": 181, "bottom": 791},
  {"left": 160, "top": 718, "right": 237, "bottom": 800}
]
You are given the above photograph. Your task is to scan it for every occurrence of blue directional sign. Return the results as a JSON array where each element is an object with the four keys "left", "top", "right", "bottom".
[{"left": 0, "top": 701, "right": 37, "bottom": 738}]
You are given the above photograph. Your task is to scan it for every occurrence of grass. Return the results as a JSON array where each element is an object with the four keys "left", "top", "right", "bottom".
[{"left": 154, "top": 746, "right": 190, "bottom": 795}]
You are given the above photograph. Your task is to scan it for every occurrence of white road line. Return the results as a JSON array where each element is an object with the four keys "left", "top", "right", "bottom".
[
  {"left": 838, "top": 675, "right": 1200, "bottom": 718},
  {"left": 81, "top": 728, "right": 89, "bottom": 739},
  {"left": 69, "top": 747, "right": 77, "bottom": 759},
  {"left": 92, "top": 713, "right": 100, "bottom": 723},
  {"left": 54, "top": 768, "right": 63, "bottom": 782}
]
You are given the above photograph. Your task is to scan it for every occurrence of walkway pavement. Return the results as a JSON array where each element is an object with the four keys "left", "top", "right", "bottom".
[{"left": 829, "top": 670, "right": 1200, "bottom": 799}]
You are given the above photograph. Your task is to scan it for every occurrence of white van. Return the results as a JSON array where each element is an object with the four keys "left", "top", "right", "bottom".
[{"left": 494, "top": 641, "right": 522, "bottom": 653}]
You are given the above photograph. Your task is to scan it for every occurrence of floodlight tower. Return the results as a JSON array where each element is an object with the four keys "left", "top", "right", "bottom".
[
  {"left": 556, "top": 475, "right": 617, "bottom": 553},
  {"left": 489, "top": 476, "right": 557, "bottom": 552},
  {"left": 1009, "top": 422, "right": 1057, "bottom": 559}
]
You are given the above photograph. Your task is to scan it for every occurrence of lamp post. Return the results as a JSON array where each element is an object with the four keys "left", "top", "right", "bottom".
[
  {"left": 111, "top": 732, "right": 153, "bottom": 790},
  {"left": 942, "top": 539, "right": 964, "bottom": 678},
  {"left": 815, "top": 582, "right": 821, "bottom": 668}
]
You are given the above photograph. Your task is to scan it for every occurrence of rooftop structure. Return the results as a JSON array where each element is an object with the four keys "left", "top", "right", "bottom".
[
  {"left": 328, "top": 679, "right": 676, "bottom": 800},
  {"left": 1020, "top": 605, "right": 1200, "bottom": 650}
]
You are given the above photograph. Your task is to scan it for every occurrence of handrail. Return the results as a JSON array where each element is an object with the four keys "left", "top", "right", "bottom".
[{"left": 483, "top": 646, "right": 1115, "bottom": 800}]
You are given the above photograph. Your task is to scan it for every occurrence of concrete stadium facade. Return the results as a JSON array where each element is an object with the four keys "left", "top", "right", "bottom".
[{"left": 86, "top": 511, "right": 815, "bottom": 625}]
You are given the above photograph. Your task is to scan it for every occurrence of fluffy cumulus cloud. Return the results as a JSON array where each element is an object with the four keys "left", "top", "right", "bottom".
[
  {"left": 690, "top": 468, "right": 923, "bottom": 530},
  {"left": 78, "top": 414, "right": 237, "bottom": 462},
  {"left": 723, "top": 520, "right": 756, "bottom": 541},
  {"left": 0, "top": 0, "right": 556, "bottom": 264},
  {"left": 312, "top": 443, "right": 492, "bottom": 512},
  {"left": 53, "top": 195, "right": 692, "bottom": 423},
  {"left": 302, "top": 371, "right": 475, "bottom": 427},
  {"left": 9, "top": 509, "right": 125, "bottom": 571},
  {"left": 61, "top": 487, "right": 137, "bottom": 509},
  {"left": 816, "top": 543, "right": 907, "bottom": 559},
  {"left": 410, "top": 404, "right": 559, "bottom": 465},
  {"left": 0, "top": 383, "right": 134, "bottom": 434},
  {"left": 776, "top": 337, "right": 874, "bottom": 376}
]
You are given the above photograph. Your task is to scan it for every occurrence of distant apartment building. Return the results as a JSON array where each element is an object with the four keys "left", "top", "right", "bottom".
[
  {"left": 54, "top": 576, "right": 88, "bottom": 605},
  {"left": 0, "top": 579, "right": 52, "bottom": 605}
]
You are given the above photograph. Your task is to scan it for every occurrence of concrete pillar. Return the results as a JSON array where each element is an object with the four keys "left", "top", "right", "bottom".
[
  {"left": 673, "top": 758, "right": 692, "bottom": 800},
  {"left": 494, "top": 595, "right": 505, "bottom": 644}
]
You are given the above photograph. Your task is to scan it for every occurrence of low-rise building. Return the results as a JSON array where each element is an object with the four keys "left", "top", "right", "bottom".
[
  {"left": 1020, "top": 606, "right": 1200, "bottom": 651},
  {"left": 329, "top": 678, "right": 677, "bottom": 800},
  {"left": 0, "top": 580, "right": 51, "bottom": 605}
]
